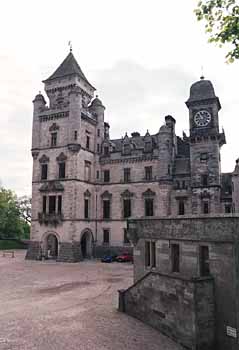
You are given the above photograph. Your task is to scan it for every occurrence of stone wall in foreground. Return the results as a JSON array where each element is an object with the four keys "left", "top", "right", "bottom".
[{"left": 119, "top": 272, "right": 215, "bottom": 350}]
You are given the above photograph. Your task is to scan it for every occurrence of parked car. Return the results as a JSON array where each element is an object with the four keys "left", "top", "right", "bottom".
[
  {"left": 115, "top": 253, "right": 133, "bottom": 263},
  {"left": 101, "top": 254, "right": 117, "bottom": 263}
]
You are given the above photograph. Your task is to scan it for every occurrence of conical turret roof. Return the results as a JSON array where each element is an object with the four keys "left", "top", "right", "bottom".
[{"left": 43, "top": 51, "right": 95, "bottom": 89}]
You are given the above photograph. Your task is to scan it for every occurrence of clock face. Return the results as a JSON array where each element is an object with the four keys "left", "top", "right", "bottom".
[{"left": 194, "top": 110, "right": 211, "bottom": 127}]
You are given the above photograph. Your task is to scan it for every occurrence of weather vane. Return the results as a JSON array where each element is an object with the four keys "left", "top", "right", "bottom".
[{"left": 68, "top": 41, "right": 72, "bottom": 52}]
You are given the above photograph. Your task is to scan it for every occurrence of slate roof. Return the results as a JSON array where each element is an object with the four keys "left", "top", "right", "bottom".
[{"left": 43, "top": 52, "right": 95, "bottom": 89}]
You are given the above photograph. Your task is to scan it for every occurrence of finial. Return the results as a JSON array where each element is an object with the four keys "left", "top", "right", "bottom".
[
  {"left": 200, "top": 65, "right": 205, "bottom": 80},
  {"left": 68, "top": 40, "right": 72, "bottom": 52},
  {"left": 39, "top": 91, "right": 41, "bottom": 95}
]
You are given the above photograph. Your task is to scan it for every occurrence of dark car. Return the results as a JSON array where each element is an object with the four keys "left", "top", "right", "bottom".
[
  {"left": 115, "top": 253, "right": 133, "bottom": 263},
  {"left": 101, "top": 254, "right": 117, "bottom": 263}
]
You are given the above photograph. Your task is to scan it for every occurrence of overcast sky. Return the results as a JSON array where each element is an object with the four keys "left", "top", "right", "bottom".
[{"left": 0, "top": 0, "right": 238, "bottom": 196}]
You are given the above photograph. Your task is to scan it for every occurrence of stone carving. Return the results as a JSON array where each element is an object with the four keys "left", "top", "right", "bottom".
[
  {"left": 49, "top": 123, "right": 60, "bottom": 132},
  {"left": 56, "top": 152, "right": 67, "bottom": 162},
  {"left": 142, "top": 188, "right": 156, "bottom": 197},
  {"left": 39, "top": 154, "right": 49, "bottom": 163},
  {"left": 39, "top": 181, "right": 64, "bottom": 192}
]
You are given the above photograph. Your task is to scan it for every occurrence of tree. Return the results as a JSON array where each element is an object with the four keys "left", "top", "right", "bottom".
[
  {"left": 17, "top": 196, "right": 31, "bottom": 224},
  {"left": 195, "top": 0, "right": 239, "bottom": 62},
  {"left": 0, "top": 188, "right": 30, "bottom": 239}
]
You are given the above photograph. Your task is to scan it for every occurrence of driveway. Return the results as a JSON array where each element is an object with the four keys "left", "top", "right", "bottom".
[{"left": 0, "top": 250, "right": 183, "bottom": 350}]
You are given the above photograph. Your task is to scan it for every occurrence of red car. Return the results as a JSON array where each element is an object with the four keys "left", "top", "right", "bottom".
[{"left": 115, "top": 253, "right": 133, "bottom": 263}]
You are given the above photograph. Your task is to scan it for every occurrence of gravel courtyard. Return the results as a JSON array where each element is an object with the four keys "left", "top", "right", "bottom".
[{"left": 0, "top": 250, "right": 182, "bottom": 350}]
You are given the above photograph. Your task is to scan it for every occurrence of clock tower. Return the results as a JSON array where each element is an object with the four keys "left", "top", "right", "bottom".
[{"left": 186, "top": 77, "right": 226, "bottom": 214}]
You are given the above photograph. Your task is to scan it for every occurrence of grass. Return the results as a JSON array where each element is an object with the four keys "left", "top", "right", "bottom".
[{"left": 0, "top": 240, "right": 27, "bottom": 250}]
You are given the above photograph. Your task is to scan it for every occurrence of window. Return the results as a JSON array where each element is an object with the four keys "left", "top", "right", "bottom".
[
  {"left": 103, "top": 170, "right": 110, "bottom": 183},
  {"left": 41, "top": 164, "right": 48, "bottom": 180},
  {"left": 96, "top": 170, "right": 100, "bottom": 180},
  {"left": 103, "top": 200, "right": 110, "bottom": 219},
  {"left": 49, "top": 196, "right": 56, "bottom": 214},
  {"left": 51, "top": 133, "right": 57, "bottom": 147},
  {"left": 171, "top": 243, "right": 180, "bottom": 272},
  {"left": 84, "top": 199, "right": 89, "bottom": 219},
  {"left": 178, "top": 200, "right": 185, "bottom": 215},
  {"left": 74, "top": 130, "right": 78, "bottom": 140},
  {"left": 85, "top": 162, "right": 91, "bottom": 181},
  {"left": 97, "top": 129, "right": 100, "bottom": 137},
  {"left": 59, "top": 162, "right": 65, "bottom": 179},
  {"left": 200, "top": 153, "right": 208, "bottom": 162},
  {"left": 58, "top": 196, "right": 62, "bottom": 214},
  {"left": 103, "top": 229, "right": 110, "bottom": 244},
  {"left": 225, "top": 204, "right": 232, "bottom": 213},
  {"left": 104, "top": 146, "right": 109, "bottom": 156},
  {"left": 145, "top": 198, "right": 154, "bottom": 216},
  {"left": 86, "top": 136, "right": 90, "bottom": 150},
  {"left": 123, "top": 199, "right": 131, "bottom": 218},
  {"left": 123, "top": 229, "right": 130, "bottom": 244},
  {"left": 43, "top": 196, "right": 47, "bottom": 213},
  {"left": 203, "top": 201, "right": 209, "bottom": 214},
  {"left": 145, "top": 241, "right": 151, "bottom": 267},
  {"left": 97, "top": 144, "right": 100, "bottom": 153},
  {"left": 145, "top": 241, "right": 156, "bottom": 267},
  {"left": 199, "top": 246, "right": 210, "bottom": 276},
  {"left": 123, "top": 144, "right": 131, "bottom": 155},
  {"left": 151, "top": 242, "right": 156, "bottom": 268},
  {"left": 202, "top": 174, "right": 208, "bottom": 187},
  {"left": 182, "top": 180, "right": 186, "bottom": 189},
  {"left": 168, "top": 165, "right": 171, "bottom": 175},
  {"left": 144, "top": 141, "right": 151, "bottom": 153},
  {"left": 124, "top": 168, "right": 131, "bottom": 182},
  {"left": 145, "top": 166, "right": 152, "bottom": 181}
]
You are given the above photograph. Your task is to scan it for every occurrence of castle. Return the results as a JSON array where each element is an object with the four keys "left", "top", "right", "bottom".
[{"left": 26, "top": 49, "right": 239, "bottom": 262}]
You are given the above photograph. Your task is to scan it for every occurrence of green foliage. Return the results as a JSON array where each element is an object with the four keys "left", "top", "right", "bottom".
[
  {"left": 0, "top": 240, "right": 27, "bottom": 250},
  {"left": 0, "top": 187, "right": 30, "bottom": 239},
  {"left": 195, "top": 0, "right": 239, "bottom": 62}
]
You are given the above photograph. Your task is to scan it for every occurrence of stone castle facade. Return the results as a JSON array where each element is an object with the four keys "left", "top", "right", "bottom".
[{"left": 26, "top": 50, "right": 239, "bottom": 262}]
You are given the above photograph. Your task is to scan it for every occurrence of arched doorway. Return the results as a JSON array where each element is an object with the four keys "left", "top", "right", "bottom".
[
  {"left": 80, "top": 230, "right": 93, "bottom": 259},
  {"left": 44, "top": 233, "right": 59, "bottom": 259}
]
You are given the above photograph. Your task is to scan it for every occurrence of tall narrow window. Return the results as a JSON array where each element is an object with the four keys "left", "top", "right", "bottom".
[
  {"left": 43, "top": 196, "right": 47, "bottom": 213},
  {"left": 103, "top": 200, "right": 110, "bottom": 219},
  {"left": 123, "top": 229, "right": 130, "bottom": 244},
  {"left": 49, "top": 196, "right": 56, "bottom": 214},
  {"left": 203, "top": 201, "right": 209, "bottom": 214},
  {"left": 103, "top": 170, "right": 110, "bottom": 183},
  {"left": 51, "top": 133, "right": 57, "bottom": 147},
  {"left": 97, "top": 144, "right": 100, "bottom": 153},
  {"left": 123, "top": 199, "right": 131, "bottom": 218},
  {"left": 145, "top": 198, "right": 154, "bottom": 216},
  {"left": 145, "top": 166, "right": 152, "bottom": 181},
  {"left": 84, "top": 199, "right": 89, "bottom": 219},
  {"left": 97, "top": 129, "right": 100, "bottom": 137},
  {"left": 178, "top": 200, "right": 185, "bottom": 215},
  {"left": 96, "top": 170, "right": 100, "bottom": 180},
  {"left": 151, "top": 242, "right": 156, "bottom": 268},
  {"left": 145, "top": 241, "right": 151, "bottom": 267},
  {"left": 41, "top": 164, "right": 48, "bottom": 180},
  {"left": 202, "top": 174, "right": 208, "bottom": 187},
  {"left": 103, "top": 229, "right": 110, "bottom": 244},
  {"left": 171, "top": 243, "right": 180, "bottom": 272},
  {"left": 74, "top": 130, "right": 78, "bottom": 140},
  {"left": 59, "top": 162, "right": 65, "bottom": 179},
  {"left": 199, "top": 246, "right": 210, "bottom": 276},
  {"left": 85, "top": 162, "right": 91, "bottom": 181},
  {"left": 58, "top": 196, "right": 62, "bottom": 214},
  {"left": 86, "top": 136, "right": 90, "bottom": 149},
  {"left": 123, "top": 168, "right": 131, "bottom": 182}
]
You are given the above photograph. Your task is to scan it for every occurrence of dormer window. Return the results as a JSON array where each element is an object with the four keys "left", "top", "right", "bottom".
[
  {"left": 144, "top": 141, "right": 152, "bottom": 153},
  {"left": 104, "top": 146, "right": 109, "bottom": 156},
  {"left": 123, "top": 144, "right": 131, "bottom": 155},
  {"left": 51, "top": 133, "right": 57, "bottom": 147}
]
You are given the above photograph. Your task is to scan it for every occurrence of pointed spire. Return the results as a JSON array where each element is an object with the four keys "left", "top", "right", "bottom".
[{"left": 43, "top": 51, "right": 95, "bottom": 90}]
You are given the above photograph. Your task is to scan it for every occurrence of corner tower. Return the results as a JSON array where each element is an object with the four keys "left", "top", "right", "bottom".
[{"left": 186, "top": 77, "right": 226, "bottom": 214}]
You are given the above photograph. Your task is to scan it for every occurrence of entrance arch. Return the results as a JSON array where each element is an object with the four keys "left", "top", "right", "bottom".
[
  {"left": 80, "top": 229, "right": 93, "bottom": 259},
  {"left": 42, "top": 232, "right": 59, "bottom": 259}
]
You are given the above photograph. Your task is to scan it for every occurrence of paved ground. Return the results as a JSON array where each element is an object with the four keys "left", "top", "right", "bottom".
[{"left": 0, "top": 250, "right": 183, "bottom": 350}]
